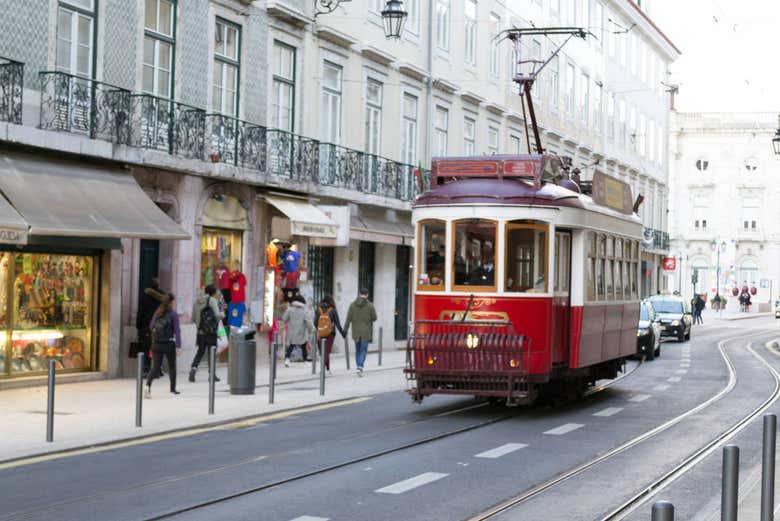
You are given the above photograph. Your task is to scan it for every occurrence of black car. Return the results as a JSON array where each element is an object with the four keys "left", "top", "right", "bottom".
[
  {"left": 647, "top": 295, "right": 692, "bottom": 342},
  {"left": 637, "top": 301, "right": 662, "bottom": 360}
]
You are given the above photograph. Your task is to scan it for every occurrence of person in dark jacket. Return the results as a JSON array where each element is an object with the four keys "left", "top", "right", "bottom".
[
  {"left": 693, "top": 294, "right": 705, "bottom": 324},
  {"left": 189, "top": 284, "right": 224, "bottom": 382},
  {"left": 313, "top": 295, "right": 345, "bottom": 373},
  {"left": 343, "top": 288, "right": 377, "bottom": 376},
  {"left": 136, "top": 278, "right": 166, "bottom": 373},
  {"left": 145, "top": 293, "right": 182, "bottom": 398}
]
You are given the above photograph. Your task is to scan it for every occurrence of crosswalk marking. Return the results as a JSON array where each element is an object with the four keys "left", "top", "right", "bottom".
[
  {"left": 289, "top": 517, "right": 329, "bottom": 521},
  {"left": 668, "top": 376, "right": 682, "bottom": 382},
  {"left": 593, "top": 407, "right": 623, "bottom": 417},
  {"left": 628, "top": 394, "right": 651, "bottom": 402},
  {"left": 544, "top": 423, "right": 584, "bottom": 435},
  {"left": 676, "top": 369, "right": 688, "bottom": 374},
  {"left": 475, "top": 443, "right": 528, "bottom": 459},
  {"left": 653, "top": 384, "right": 670, "bottom": 391},
  {"left": 375, "top": 472, "right": 449, "bottom": 494}
]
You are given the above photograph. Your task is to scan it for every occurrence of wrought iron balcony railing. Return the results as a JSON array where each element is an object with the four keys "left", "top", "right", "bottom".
[
  {"left": 39, "top": 71, "right": 131, "bottom": 142},
  {"left": 267, "top": 129, "right": 320, "bottom": 182},
  {"left": 130, "top": 93, "right": 205, "bottom": 159},
  {"left": 205, "top": 113, "right": 268, "bottom": 169},
  {"left": 0, "top": 57, "right": 23, "bottom": 124},
  {"left": 651, "top": 229, "right": 669, "bottom": 250}
]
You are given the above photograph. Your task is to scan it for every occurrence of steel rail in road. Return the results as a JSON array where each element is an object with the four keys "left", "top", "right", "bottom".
[
  {"left": 466, "top": 329, "right": 780, "bottom": 521},
  {"left": 139, "top": 353, "right": 644, "bottom": 520}
]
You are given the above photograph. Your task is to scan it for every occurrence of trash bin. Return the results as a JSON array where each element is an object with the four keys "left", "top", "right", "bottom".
[{"left": 228, "top": 328, "right": 257, "bottom": 395}]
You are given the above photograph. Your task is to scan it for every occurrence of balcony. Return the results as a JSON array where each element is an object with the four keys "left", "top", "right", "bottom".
[
  {"left": 0, "top": 57, "right": 23, "bottom": 124},
  {"left": 652, "top": 229, "right": 669, "bottom": 251},
  {"left": 39, "top": 71, "right": 131, "bottom": 143},
  {"left": 131, "top": 93, "right": 206, "bottom": 160}
]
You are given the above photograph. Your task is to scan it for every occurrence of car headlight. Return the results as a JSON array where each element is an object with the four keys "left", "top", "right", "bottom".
[
  {"left": 671, "top": 320, "right": 680, "bottom": 326},
  {"left": 637, "top": 328, "right": 649, "bottom": 337}
]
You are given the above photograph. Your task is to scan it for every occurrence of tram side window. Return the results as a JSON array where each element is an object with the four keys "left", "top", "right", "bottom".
[
  {"left": 596, "top": 234, "right": 606, "bottom": 298},
  {"left": 556, "top": 232, "right": 570, "bottom": 292},
  {"left": 453, "top": 219, "right": 496, "bottom": 288},
  {"left": 418, "top": 220, "right": 447, "bottom": 289},
  {"left": 506, "top": 222, "right": 548, "bottom": 293},
  {"left": 614, "top": 239, "right": 623, "bottom": 300},
  {"left": 586, "top": 232, "right": 596, "bottom": 301}
]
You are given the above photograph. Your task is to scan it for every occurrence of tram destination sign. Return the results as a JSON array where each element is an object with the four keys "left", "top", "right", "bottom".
[
  {"left": 591, "top": 171, "right": 633, "bottom": 215},
  {"left": 431, "top": 155, "right": 550, "bottom": 188}
]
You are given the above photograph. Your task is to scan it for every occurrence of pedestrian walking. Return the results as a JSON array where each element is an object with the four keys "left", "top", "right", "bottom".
[
  {"left": 145, "top": 293, "right": 182, "bottom": 398},
  {"left": 343, "top": 287, "right": 377, "bottom": 377},
  {"left": 189, "top": 284, "right": 224, "bottom": 382},
  {"left": 694, "top": 293, "right": 705, "bottom": 324},
  {"left": 314, "top": 295, "right": 345, "bottom": 374},
  {"left": 136, "top": 278, "right": 166, "bottom": 374},
  {"left": 282, "top": 294, "right": 314, "bottom": 367}
]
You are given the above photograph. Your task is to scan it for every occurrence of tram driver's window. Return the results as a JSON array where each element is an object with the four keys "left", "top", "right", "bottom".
[
  {"left": 453, "top": 220, "right": 496, "bottom": 288},
  {"left": 506, "top": 222, "right": 548, "bottom": 293},
  {"left": 418, "top": 220, "right": 446, "bottom": 289}
]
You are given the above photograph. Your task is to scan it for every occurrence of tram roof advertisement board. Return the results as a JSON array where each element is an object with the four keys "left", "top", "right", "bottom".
[
  {"left": 430, "top": 155, "right": 560, "bottom": 189},
  {"left": 591, "top": 171, "right": 634, "bottom": 215}
]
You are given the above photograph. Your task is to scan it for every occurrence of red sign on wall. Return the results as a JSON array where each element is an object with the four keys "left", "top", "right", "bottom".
[{"left": 662, "top": 257, "right": 677, "bottom": 271}]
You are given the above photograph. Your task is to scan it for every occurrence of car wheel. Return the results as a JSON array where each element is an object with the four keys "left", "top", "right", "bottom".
[
  {"left": 685, "top": 329, "right": 691, "bottom": 341},
  {"left": 645, "top": 343, "right": 655, "bottom": 361},
  {"left": 654, "top": 341, "right": 661, "bottom": 357},
  {"left": 678, "top": 329, "right": 685, "bottom": 342}
]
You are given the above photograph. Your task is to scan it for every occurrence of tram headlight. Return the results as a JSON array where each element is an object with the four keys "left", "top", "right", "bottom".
[
  {"left": 427, "top": 356, "right": 436, "bottom": 366},
  {"left": 466, "top": 332, "right": 480, "bottom": 349},
  {"left": 509, "top": 359, "right": 520, "bottom": 368}
]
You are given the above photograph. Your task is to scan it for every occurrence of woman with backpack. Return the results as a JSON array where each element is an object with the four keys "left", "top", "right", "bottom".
[
  {"left": 145, "top": 293, "right": 182, "bottom": 398},
  {"left": 189, "top": 284, "right": 224, "bottom": 383},
  {"left": 314, "top": 295, "right": 345, "bottom": 374}
]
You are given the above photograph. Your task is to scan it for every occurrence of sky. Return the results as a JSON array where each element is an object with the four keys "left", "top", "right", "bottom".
[{"left": 650, "top": 0, "right": 780, "bottom": 113}]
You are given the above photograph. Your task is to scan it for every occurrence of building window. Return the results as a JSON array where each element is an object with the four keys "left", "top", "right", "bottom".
[
  {"left": 657, "top": 122, "right": 665, "bottom": 165},
  {"left": 648, "top": 119, "right": 655, "bottom": 162},
  {"left": 364, "top": 79, "right": 383, "bottom": 155},
  {"left": 530, "top": 39, "right": 542, "bottom": 99},
  {"left": 308, "top": 245, "right": 334, "bottom": 307},
  {"left": 593, "top": 1, "right": 604, "bottom": 49},
  {"left": 638, "top": 113, "right": 646, "bottom": 156},
  {"left": 695, "top": 158, "right": 709, "bottom": 171},
  {"left": 464, "top": 0, "right": 477, "bottom": 66},
  {"left": 618, "top": 99, "right": 626, "bottom": 144},
  {"left": 565, "top": 63, "right": 575, "bottom": 118},
  {"left": 579, "top": 0, "right": 589, "bottom": 28},
  {"left": 607, "top": 92, "right": 615, "bottom": 139},
  {"left": 143, "top": 0, "right": 175, "bottom": 98},
  {"left": 593, "top": 81, "right": 602, "bottom": 132},
  {"left": 489, "top": 13, "right": 501, "bottom": 78},
  {"left": 272, "top": 41, "right": 295, "bottom": 132},
  {"left": 358, "top": 241, "right": 376, "bottom": 300},
  {"left": 488, "top": 125, "right": 499, "bottom": 155},
  {"left": 630, "top": 33, "right": 638, "bottom": 76},
  {"left": 401, "top": 93, "right": 418, "bottom": 165},
  {"left": 453, "top": 219, "right": 497, "bottom": 290},
  {"left": 321, "top": 61, "right": 342, "bottom": 143},
  {"left": 579, "top": 72, "right": 589, "bottom": 126},
  {"left": 629, "top": 105, "right": 637, "bottom": 151},
  {"left": 436, "top": 0, "right": 450, "bottom": 51},
  {"left": 212, "top": 19, "right": 240, "bottom": 116},
  {"left": 510, "top": 134, "right": 522, "bottom": 154},
  {"left": 549, "top": 55, "right": 559, "bottom": 109},
  {"left": 56, "top": 0, "right": 95, "bottom": 78},
  {"left": 433, "top": 105, "right": 448, "bottom": 157},
  {"left": 406, "top": 0, "right": 420, "bottom": 34},
  {"left": 464, "top": 116, "right": 476, "bottom": 155}
]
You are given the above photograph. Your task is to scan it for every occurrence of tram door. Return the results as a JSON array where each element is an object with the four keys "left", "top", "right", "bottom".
[{"left": 552, "top": 231, "right": 572, "bottom": 365}]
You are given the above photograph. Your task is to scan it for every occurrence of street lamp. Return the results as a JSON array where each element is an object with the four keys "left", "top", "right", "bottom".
[
  {"left": 381, "top": 0, "right": 408, "bottom": 38},
  {"left": 677, "top": 253, "right": 687, "bottom": 295},
  {"left": 710, "top": 239, "right": 727, "bottom": 302}
]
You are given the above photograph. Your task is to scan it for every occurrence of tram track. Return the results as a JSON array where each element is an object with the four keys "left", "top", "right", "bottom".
[{"left": 466, "top": 329, "right": 780, "bottom": 521}]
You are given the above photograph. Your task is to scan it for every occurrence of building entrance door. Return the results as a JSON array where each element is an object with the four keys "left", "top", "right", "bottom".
[{"left": 394, "top": 245, "right": 410, "bottom": 341}]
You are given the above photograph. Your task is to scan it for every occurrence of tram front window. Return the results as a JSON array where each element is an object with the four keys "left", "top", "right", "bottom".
[
  {"left": 418, "top": 220, "right": 446, "bottom": 289},
  {"left": 453, "top": 220, "right": 496, "bottom": 289},
  {"left": 506, "top": 222, "right": 548, "bottom": 293}
]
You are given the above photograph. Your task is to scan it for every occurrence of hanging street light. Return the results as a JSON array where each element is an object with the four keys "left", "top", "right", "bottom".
[
  {"left": 381, "top": 0, "right": 407, "bottom": 39},
  {"left": 773, "top": 114, "right": 780, "bottom": 156}
]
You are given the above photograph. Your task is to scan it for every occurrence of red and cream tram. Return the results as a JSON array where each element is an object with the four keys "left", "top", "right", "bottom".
[{"left": 405, "top": 154, "right": 643, "bottom": 405}]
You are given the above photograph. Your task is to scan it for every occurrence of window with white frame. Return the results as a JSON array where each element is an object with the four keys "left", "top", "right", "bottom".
[
  {"left": 406, "top": 0, "right": 420, "bottom": 34},
  {"left": 618, "top": 99, "right": 626, "bottom": 144},
  {"left": 549, "top": 55, "right": 560, "bottom": 108},
  {"left": 401, "top": 93, "right": 418, "bottom": 165},
  {"left": 629, "top": 105, "right": 637, "bottom": 150},
  {"left": 433, "top": 105, "right": 448, "bottom": 157},
  {"left": 593, "top": 81, "right": 602, "bottom": 132},
  {"left": 607, "top": 9, "right": 616, "bottom": 57},
  {"left": 579, "top": 0, "right": 589, "bottom": 29},
  {"left": 464, "top": 0, "right": 477, "bottom": 66},
  {"left": 741, "top": 199, "right": 759, "bottom": 231},
  {"left": 593, "top": 1, "right": 604, "bottom": 49},
  {"left": 143, "top": 0, "right": 175, "bottom": 98},
  {"left": 638, "top": 113, "right": 646, "bottom": 156},
  {"left": 640, "top": 40, "right": 648, "bottom": 84},
  {"left": 579, "top": 72, "right": 589, "bottom": 126},
  {"left": 321, "top": 61, "right": 342, "bottom": 143},
  {"left": 488, "top": 125, "right": 499, "bottom": 155},
  {"left": 510, "top": 134, "right": 522, "bottom": 154},
  {"left": 272, "top": 41, "right": 295, "bottom": 132},
  {"left": 550, "top": 0, "right": 560, "bottom": 17},
  {"left": 212, "top": 19, "right": 240, "bottom": 116},
  {"left": 464, "top": 116, "right": 476, "bottom": 155},
  {"left": 565, "top": 63, "right": 576, "bottom": 118},
  {"left": 630, "top": 33, "right": 638, "bottom": 76},
  {"left": 657, "top": 122, "right": 664, "bottom": 165},
  {"left": 56, "top": 0, "right": 95, "bottom": 78},
  {"left": 364, "top": 79, "right": 382, "bottom": 155},
  {"left": 369, "top": 0, "right": 382, "bottom": 13},
  {"left": 648, "top": 119, "right": 655, "bottom": 162},
  {"left": 618, "top": 19, "right": 627, "bottom": 67},
  {"left": 566, "top": 0, "right": 576, "bottom": 25},
  {"left": 607, "top": 92, "right": 615, "bottom": 139},
  {"left": 489, "top": 13, "right": 501, "bottom": 78},
  {"left": 531, "top": 39, "right": 542, "bottom": 98},
  {"left": 436, "top": 0, "right": 450, "bottom": 51}
]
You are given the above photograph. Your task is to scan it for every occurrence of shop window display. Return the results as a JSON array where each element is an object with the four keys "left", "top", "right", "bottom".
[
  {"left": 201, "top": 228, "right": 243, "bottom": 290},
  {"left": 8, "top": 253, "right": 93, "bottom": 375}
]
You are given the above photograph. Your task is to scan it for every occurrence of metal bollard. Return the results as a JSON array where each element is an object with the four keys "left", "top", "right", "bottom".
[
  {"left": 344, "top": 336, "right": 351, "bottom": 370},
  {"left": 208, "top": 346, "right": 216, "bottom": 415},
  {"left": 46, "top": 359, "right": 55, "bottom": 442},
  {"left": 762, "top": 414, "right": 777, "bottom": 521},
  {"left": 311, "top": 331, "right": 317, "bottom": 375},
  {"left": 135, "top": 352, "right": 144, "bottom": 427},
  {"left": 378, "top": 326, "right": 383, "bottom": 366},
  {"left": 320, "top": 339, "right": 326, "bottom": 396},
  {"left": 722, "top": 444, "right": 740, "bottom": 521},
  {"left": 269, "top": 334, "right": 277, "bottom": 404},
  {"left": 651, "top": 501, "right": 674, "bottom": 521}
]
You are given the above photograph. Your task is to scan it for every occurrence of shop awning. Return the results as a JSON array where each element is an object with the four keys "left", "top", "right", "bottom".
[
  {"left": 0, "top": 154, "right": 189, "bottom": 240},
  {"left": 350, "top": 216, "right": 413, "bottom": 245},
  {"left": 263, "top": 194, "right": 338, "bottom": 239},
  {"left": 0, "top": 194, "right": 30, "bottom": 245}
]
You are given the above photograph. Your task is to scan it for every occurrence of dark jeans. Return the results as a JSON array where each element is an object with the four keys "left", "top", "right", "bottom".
[
  {"left": 355, "top": 339, "right": 369, "bottom": 369},
  {"left": 148, "top": 342, "right": 177, "bottom": 391},
  {"left": 285, "top": 343, "right": 308, "bottom": 361},
  {"left": 191, "top": 335, "right": 217, "bottom": 369},
  {"left": 321, "top": 335, "right": 335, "bottom": 370}
]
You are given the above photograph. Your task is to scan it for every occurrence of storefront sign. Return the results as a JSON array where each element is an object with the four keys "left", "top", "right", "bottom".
[
  {"left": 662, "top": 257, "right": 676, "bottom": 271},
  {"left": 290, "top": 221, "right": 338, "bottom": 239},
  {"left": 0, "top": 228, "right": 27, "bottom": 245},
  {"left": 591, "top": 171, "right": 633, "bottom": 214}
]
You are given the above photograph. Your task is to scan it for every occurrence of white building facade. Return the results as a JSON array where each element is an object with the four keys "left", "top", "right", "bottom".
[{"left": 668, "top": 112, "right": 779, "bottom": 312}]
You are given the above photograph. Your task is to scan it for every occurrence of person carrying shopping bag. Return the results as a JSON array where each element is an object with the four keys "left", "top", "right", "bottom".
[
  {"left": 189, "top": 284, "right": 224, "bottom": 382},
  {"left": 314, "top": 295, "right": 345, "bottom": 374},
  {"left": 343, "top": 288, "right": 377, "bottom": 377},
  {"left": 145, "top": 293, "right": 182, "bottom": 398}
]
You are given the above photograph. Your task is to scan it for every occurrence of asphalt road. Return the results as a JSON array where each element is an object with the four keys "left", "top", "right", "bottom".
[{"left": 0, "top": 320, "right": 776, "bottom": 521}]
